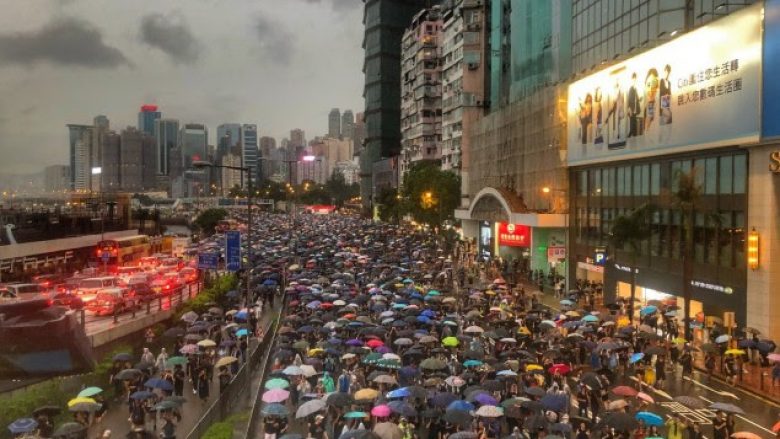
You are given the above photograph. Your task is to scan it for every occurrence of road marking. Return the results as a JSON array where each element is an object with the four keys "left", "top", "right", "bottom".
[
  {"left": 683, "top": 376, "right": 740, "bottom": 400},
  {"left": 696, "top": 394, "right": 774, "bottom": 434}
]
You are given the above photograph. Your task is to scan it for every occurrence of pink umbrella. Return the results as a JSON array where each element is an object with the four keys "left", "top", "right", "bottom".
[
  {"left": 768, "top": 353, "right": 780, "bottom": 362},
  {"left": 262, "top": 389, "right": 290, "bottom": 403},
  {"left": 367, "top": 339, "right": 385, "bottom": 349},
  {"left": 371, "top": 404, "right": 391, "bottom": 417},
  {"left": 637, "top": 392, "right": 655, "bottom": 404}
]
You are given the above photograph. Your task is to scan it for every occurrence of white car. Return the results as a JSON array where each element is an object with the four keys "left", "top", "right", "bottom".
[{"left": 76, "top": 277, "right": 120, "bottom": 304}]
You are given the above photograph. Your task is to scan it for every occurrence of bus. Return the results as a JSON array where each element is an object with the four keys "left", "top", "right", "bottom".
[{"left": 96, "top": 235, "right": 151, "bottom": 267}]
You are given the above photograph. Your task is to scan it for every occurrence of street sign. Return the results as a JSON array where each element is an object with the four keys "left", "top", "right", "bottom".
[
  {"left": 225, "top": 230, "right": 241, "bottom": 272},
  {"left": 198, "top": 253, "right": 219, "bottom": 270}
]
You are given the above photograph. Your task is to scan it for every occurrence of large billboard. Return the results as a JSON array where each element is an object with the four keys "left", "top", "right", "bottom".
[
  {"left": 567, "top": 4, "right": 761, "bottom": 166},
  {"left": 764, "top": 0, "right": 780, "bottom": 139}
]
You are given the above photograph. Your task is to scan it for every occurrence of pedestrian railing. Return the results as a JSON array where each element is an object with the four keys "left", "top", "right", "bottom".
[
  {"left": 185, "top": 318, "right": 275, "bottom": 439},
  {"left": 244, "top": 315, "right": 282, "bottom": 438}
]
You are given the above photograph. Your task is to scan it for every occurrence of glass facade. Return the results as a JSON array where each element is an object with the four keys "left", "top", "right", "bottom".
[{"left": 571, "top": 0, "right": 757, "bottom": 73}]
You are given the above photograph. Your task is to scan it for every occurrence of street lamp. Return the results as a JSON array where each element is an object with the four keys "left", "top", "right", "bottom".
[{"left": 192, "top": 160, "right": 253, "bottom": 306}]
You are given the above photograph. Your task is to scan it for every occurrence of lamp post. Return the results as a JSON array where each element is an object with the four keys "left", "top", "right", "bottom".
[{"left": 193, "top": 161, "right": 253, "bottom": 306}]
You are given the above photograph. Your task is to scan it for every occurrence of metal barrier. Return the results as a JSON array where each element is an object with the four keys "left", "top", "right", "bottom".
[
  {"left": 244, "top": 314, "right": 282, "bottom": 438},
  {"left": 185, "top": 318, "right": 275, "bottom": 439}
]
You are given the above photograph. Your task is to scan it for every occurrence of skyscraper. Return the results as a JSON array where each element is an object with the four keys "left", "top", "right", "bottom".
[
  {"left": 119, "top": 127, "right": 156, "bottom": 191},
  {"left": 353, "top": 112, "right": 365, "bottom": 153},
  {"left": 241, "top": 124, "right": 258, "bottom": 186},
  {"left": 101, "top": 130, "right": 121, "bottom": 192},
  {"left": 137, "top": 104, "right": 161, "bottom": 136},
  {"left": 361, "top": 0, "right": 435, "bottom": 212},
  {"left": 216, "top": 123, "right": 242, "bottom": 158},
  {"left": 67, "top": 124, "right": 96, "bottom": 192},
  {"left": 259, "top": 136, "right": 277, "bottom": 181},
  {"left": 290, "top": 129, "right": 306, "bottom": 157},
  {"left": 328, "top": 108, "right": 341, "bottom": 138},
  {"left": 154, "top": 119, "right": 179, "bottom": 176},
  {"left": 341, "top": 110, "right": 355, "bottom": 141}
]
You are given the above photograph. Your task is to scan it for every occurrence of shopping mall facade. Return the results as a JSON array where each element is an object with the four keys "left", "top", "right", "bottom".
[{"left": 458, "top": 1, "right": 780, "bottom": 342}]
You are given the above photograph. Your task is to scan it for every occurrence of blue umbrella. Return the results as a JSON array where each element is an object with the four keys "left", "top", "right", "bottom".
[
  {"left": 582, "top": 315, "right": 599, "bottom": 323},
  {"left": 387, "top": 388, "right": 411, "bottom": 398},
  {"left": 463, "top": 359, "right": 483, "bottom": 367},
  {"left": 540, "top": 394, "right": 568, "bottom": 412},
  {"left": 738, "top": 339, "right": 755, "bottom": 349},
  {"left": 306, "top": 301, "right": 321, "bottom": 309},
  {"left": 388, "top": 400, "right": 417, "bottom": 417},
  {"left": 630, "top": 353, "right": 645, "bottom": 364},
  {"left": 261, "top": 403, "right": 289, "bottom": 416},
  {"left": 236, "top": 329, "right": 249, "bottom": 337},
  {"left": 474, "top": 393, "right": 498, "bottom": 406},
  {"left": 640, "top": 306, "right": 658, "bottom": 316},
  {"left": 263, "top": 279, "right": 277, "bottom": 286},
  {"left": 635, "top": 411, "right": 664, "bottom": 427},
  {"left": 399, "top": 366, "right": 419, "bottom": 378},
  {"left": 8, "top": 418, "right": 37, "bottom": 434},
  {"left": 130, "top": 390, "right": 155, "bottom": 400},
  {"left": 447, "top": 400, "right": 475, "bottom": 412},
  {"left": 145, "top": 378, "right": 173, "bottom": 391},
  {"left": 560, "top": 299, "right": 574, "bottom": 306},
  {"left": 298, "top": 326, "right": 315, "bottom": 333},
  {"left": 431, "top": 392, "right": 458, "bottom": 408},
  {"left": 234, "top": 311, "right": 248, "bottom": 321}
]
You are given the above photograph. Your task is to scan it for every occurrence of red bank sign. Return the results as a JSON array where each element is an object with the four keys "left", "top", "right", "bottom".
[{"left": 498, "top": 223, "right": 530, "bottom": 247}]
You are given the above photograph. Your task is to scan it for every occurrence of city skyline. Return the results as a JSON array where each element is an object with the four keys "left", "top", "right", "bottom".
[{"left": 0, "top": 0, "right": 363, "bottom": 174}]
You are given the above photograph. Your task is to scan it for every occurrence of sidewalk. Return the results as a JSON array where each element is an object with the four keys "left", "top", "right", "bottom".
[
  {"left": 91, "top": 302, "right": 279, "bottom": 438},
  {"left": 466, "top": 275, "right": 780, "bottom": 405}
]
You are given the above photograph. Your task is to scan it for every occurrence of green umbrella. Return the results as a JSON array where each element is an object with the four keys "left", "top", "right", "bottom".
[
  {"left": 344, "top": 411, "right": 368, "bottom": 418},
  {"left": 427, "top": 290, "right": 441, "bottom": 296},
  {"left": 375, "top": 359, "right": 401, "bottom": 369},
  {"left": 77, "top": 387, "right": 103, "bottom": 398},
  {"left": 442, "top": 337, "right": 459, "bottom": 347},
  {"left": 362, "top": 353, "right": 382, "bottom": 364},
  {"left": 165, "top": 356, "right": 188, "bottom": 367},
  {"left": 264, "top": 378, "right": 290, "bottom": 390}
]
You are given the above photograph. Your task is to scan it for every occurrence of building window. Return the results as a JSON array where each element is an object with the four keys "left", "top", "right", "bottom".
[
  {"left": 719, "top": 155, "right": 733, "bottom": 194},
  {"left": 733, "top": 154, "right": 746, "bottom": 194}
]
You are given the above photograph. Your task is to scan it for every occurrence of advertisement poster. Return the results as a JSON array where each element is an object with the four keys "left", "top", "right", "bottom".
[
  {"left": 498, "top": 223, "right": 530, "bottom": 247},
  {"left": 478, "top": 221, "right": 493, "bottom": 261},
  {"left": 225, "top": 230, "right": 241, "bottom": 272},
  {"left": 567, "top": 3, "right": 761, "bottom": 165}
]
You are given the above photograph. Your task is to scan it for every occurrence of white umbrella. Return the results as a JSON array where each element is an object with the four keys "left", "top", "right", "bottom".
[
  {"left": 296, "top": 399, "right": 326, "bottom": 418},
  {"left": 465, "top": 326, "right": 484, "bottom": 334},
  {"left": 300, "top": 365, "right": 318, "bottom": 377},
  {"left": 475, "top": 405, "right": 504, "bottom": 417}
]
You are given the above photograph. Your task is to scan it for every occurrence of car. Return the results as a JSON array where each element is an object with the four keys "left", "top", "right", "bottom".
[
  {"left": 76, "top": 277, "right": 120, "bottom": 304},
  {"left": 116, "top": 266, "right": 143, "bottom": 282},
  {"left": 159, "top": 258, "right": 182, "bottom": 271},
  {"left": 32, "top": 274, "right": 66, "bottom": 290},
  {"left": 85, "top": 287, "right": 135, "bottom": 316},
  {"left": 0, "top": 288, "right": 18, "bottom": 303},
  {"left": 179, "top": 267, "right": 199, "bottom": 284},
  {"left": 1, "top": 283, "right": 47, "bottom": 299},
  {"left": 150, "top": 277, "right": 179, "bottom": 295},
  {"left": 51, "top": 291, "right": 84, "bottom": 310},
  {"left": 125, "top": 281, "right": 157, "bottom": 303}
]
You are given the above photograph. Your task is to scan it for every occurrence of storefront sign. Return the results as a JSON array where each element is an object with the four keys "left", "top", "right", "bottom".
[
  {"left": 770, "top": 151, "right": 780, "bottom": 173},
  {"left": 594, "top": 248, "right": 607, "bottom": 265},
  {"left": 690, "top": 280, "right": 733, "bottom": 294},
  {"left": 567, "top": 3, "right": 761, "bottom": 165},
  {"left": 614, "top": 263, "right": 638, "bottom": 274},
  {"left": 547, "top": 246, "right": 566, "bottom": 262},
  {"left": 497, "top": 223, "right": 530, "bottom": 247}
]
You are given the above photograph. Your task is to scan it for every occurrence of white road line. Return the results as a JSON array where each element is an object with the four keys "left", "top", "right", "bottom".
[
  {"left": 682, "top": 376, "right": 740, "bottom": 400},
  {"left": 696, "top": 393, "right": 774, "bottom": 434}
]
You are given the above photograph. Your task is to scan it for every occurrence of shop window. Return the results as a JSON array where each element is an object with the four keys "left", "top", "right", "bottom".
[
  {"left": 578, "top": 171, "right": 587, "bottom": 196},
  {"left": 718, "top": 211, "right": 733, "bottom": 268},
  {"left": 694, "top": 213, "right": 705, "bottom": 263},
  {"left": 670, "top": 210, "right": 681, "bottom": 259},
  {"left": 733, "top": 154, "right": 746, "bottom": 194},
  {"left": 633, "top": 165, "right": 642, "bottom": 197},
  {"left": 590, "top": 169, "right": 602, "bottom": 197},
  {"left": 704, "top": 158, "right": 717, "bottom": 195},
  {"left": 705, "top": 214, "right": 718, "bottom": 265},
  {"left": 719, "top": 156, "right": 733, "bottom": 194},
  {"left": 734, "top": 211, "right": 745, "bottom": 268},
  {"left": 617, "top": 167, "right": 625, "bottom": 196},
  {"left": 650, "top": 163, "right": 660, "bottom": 195}
]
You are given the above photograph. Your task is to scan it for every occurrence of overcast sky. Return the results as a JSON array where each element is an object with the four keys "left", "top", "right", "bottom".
[{"left": 0, "top": 0, "right": 364, "bottom": 174}]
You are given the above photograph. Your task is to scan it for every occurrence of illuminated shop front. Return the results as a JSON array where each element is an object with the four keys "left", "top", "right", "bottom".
[{"left": 566, "top": 4, "right": 760, "bottom": 329}]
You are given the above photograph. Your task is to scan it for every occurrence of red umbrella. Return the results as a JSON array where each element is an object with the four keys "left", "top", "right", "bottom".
[
  {"left": 611, "top": 386, "right": 638, "bottom": 397},
  {"left": 549, "top": 364, "right": 571, "bottom": 375},
  {"left": 343, "top": 313, "right": 356, "bottom": 320},
  {"left": 636, "top": 392, "right": 655, "bottom": 403},
  {"left": 772, "top": 421, "right": 780, "bottom": 433},
  {"left": 320, "top": 303, "right": 334, "bottom": 309},
  {"left": 366, "top": 339, "right": 385, "bottom": 348}
]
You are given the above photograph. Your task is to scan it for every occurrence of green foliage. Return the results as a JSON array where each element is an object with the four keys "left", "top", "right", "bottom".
[
  {"left": 175, "top": 274, "right": 238, "bottom": 318},
  {"left": 376, "top": 188, "right": 404, "bottom": 224},
  {"left": 227, "top": 185, "right": 247, "bottom": 198},
  {"left": 609, "top": 204, "right": 654, "bottom": 254},
  {"left": 400, "top": 161, "right": 461, "bottom": 229},
  {"left": 194, "top": 208, "right": 229, "bottom": 236},
  {"left": 324, "top": 171, "right": 360, "bottom": 207},
  {"left": 202, "top": 421, "right": 233, "bottom": 439}
]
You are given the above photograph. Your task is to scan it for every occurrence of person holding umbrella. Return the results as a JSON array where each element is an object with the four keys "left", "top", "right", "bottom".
[{"left": 196, "top": 368, "right": 210, "bottom": 403}]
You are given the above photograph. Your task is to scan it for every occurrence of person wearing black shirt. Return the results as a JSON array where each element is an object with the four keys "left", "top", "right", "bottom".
[
  {"left": 218, "top": 366, "right": 232, "bottom": 394},
  {"left": 173, "top": 365, "right": 185, "bottom": 397},
  {"left": 309, "top": 415, "right": 327, "bottom": 439},
  {"left": 713, "top": 412, "right": 727, "bottom": 439}
]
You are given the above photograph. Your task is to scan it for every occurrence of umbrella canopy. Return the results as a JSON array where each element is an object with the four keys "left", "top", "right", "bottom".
[
  {"left": 371, "top": 405, "right": 392, "bottom": 417},
  {"left": 600, "top": 412, "right": 638, "bottom": 431},
  {"left": 709, "top": 402, "right": 745, "bottom": 414},
  {"left": 8, "top": 418, "right": 37, "bottom": 435},
  {"left": 354, "top": 388, "right": 379, "bottom": 401},
  {"left": 262, "top": 389, "right": 291, "bottom": 403},
  {"left": 635, "top": 412, "right": 664, "bottom": 427},
  {"left": 216, "top": 356, "right": 239, "bottom": 368},
  {"left": 673, "top": 396, "right": 706, "bottom": 409},
  {"left": 261, "top": 403, "right": 289, "bottom": 416},
  {"left": 730, "top": 433, "right": 761, "bottom": 439},
  {"left": 475, "top": 405, "right": 504, "bottom": 418},
  {"left": 77, "top": 386, "right": 103, "bottom": 398},
  {"left": 373, "top": 422, "right": 402, "bottom": 439},
  {"left": 53, "top": 422, "right": 86, "bottom": 437}
]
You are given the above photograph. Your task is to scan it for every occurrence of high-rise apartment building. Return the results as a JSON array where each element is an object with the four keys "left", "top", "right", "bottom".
[
  {"left": 328, "top": 108, "right": 341, "bottom": 138},
  {"left": 400, "top": 6, "right": 443, "bottom": 183},
  {"left": 440, "top": 0, "right": 488, "bottom": 202},
  {"left": 119, "top": 127, "right": 156, "bottom": 191},
  {"left": 44, "top": 165, "right": 70, "bottom": 193},
  {"left": 259, "top": 136, "right": 277, "bottom": 180},
  {"left": 216, "top": 123, "right": 242, "bottom": 159},
  {"left": 341, "top": 110, "right": 355, "bottom": 140},
  {"left": 361, "top": 0, "right": 435, "bottom": 212},
  {"left": 353, "top": 112, "right": 365, "bottom": 153},
  {"left": 241, "top": 124, "right": 258, "bottom": 186},
  {"left": 137, "top": 104, "right": 161, "bottom": 137},
  {"left": 100, "top": 131, "right": 121, "bottom": 192},
  {"left": 67, "top": 124, "right": 96, "bottom": 192},
  {"left": 154, "top": 119, "right": 179, "bottom": 176},
  {"left": 180, "top": 124, "right": 208, "bottom": 168},
  {"left": 92, "top": 115, "right": 110, "bottom": 191},
  {"left": 289, "top": 129, "right": 306, "bottom": 160},
  {"left": 220, "top": 152, "right": 243, "bottom": 194}
]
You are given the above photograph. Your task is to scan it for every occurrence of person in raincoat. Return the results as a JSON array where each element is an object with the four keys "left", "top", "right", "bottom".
[
  {"left": 155, "top": 348, "right": 168, "bottom": 373},
  {"left": 321, "top": 371, "right": 335, "bottom": 393}
]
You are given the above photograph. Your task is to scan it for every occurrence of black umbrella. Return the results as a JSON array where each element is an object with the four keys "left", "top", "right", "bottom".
[
  {"left": 599, "top": 412, "right": 638, "bottom": 431},
  {"left": 32, "top": 405, "right": 61, "bottom": 417},
  {"left": 444, "top": 409, "right": 472, "bottom": 426},
  {"left": 53, "top": 422, "right": 86, "bottom": 437},
  {"left": 525, "top": 387, "right": 545, "bottom": 397},
  {"left": 326, "top": 392, "right": 353, "bottom": 407},
  {"left": 114, "top": 368, "right": 143, "bottom": 381},
  {"left": 644, "top": 346, "right": 666, "bottom": 356}
]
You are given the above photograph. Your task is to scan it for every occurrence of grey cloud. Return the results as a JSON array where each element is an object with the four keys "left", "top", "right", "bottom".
[
  {"left": 140, "top": 13, "right": 200, "bottom": 65},
  {"left": 254, "top": 15, "right": 295, "bottom": 65},
  {"left": 0, "top": 18, "right": 128, "bottom": 68},
  {"left": 296, "top": 0, "right": 361, "bottom": 12}
]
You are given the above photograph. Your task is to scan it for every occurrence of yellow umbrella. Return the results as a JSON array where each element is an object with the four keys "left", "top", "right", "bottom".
[
  {"left": 616, "top": 316, "right": 630, "bottom": 328},
  {"left": 354, "top": 388, "right": 379, "bottom": 401},
  {"left": 525, "top": 364, "right": 543, "bottom": 372},
  {"left": 565, "top": 311, "right": 581, "bottom": 318},
  {"left": 308, "top": 348, "right": 325, "bottom": 356},
  {"left": 215, "top": 356, "right": 238, "bottom": 368},
  {"left": 725, "top": 349, "right": 745, "bottom": 356},
  {"left": 485, "top": 290, "right": 496, "bottom": 296},
  {"left": 68, "top": 397, "right": 96, "bottom": 408},
  {"left": 197, "top": 339, "right": 216, "bottom": 348},
  {"left": 517, "top": 327, "right": 531, "bottom": 335},
  {"left": 672, "top": 337, "right": 687, "bottom": 344}
]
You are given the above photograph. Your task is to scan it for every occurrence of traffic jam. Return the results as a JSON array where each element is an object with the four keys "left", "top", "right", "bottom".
[{"left": 0, "top": 235, "right": 201, "bottom": 318}]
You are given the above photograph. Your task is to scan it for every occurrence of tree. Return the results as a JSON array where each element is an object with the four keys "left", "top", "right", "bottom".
[
  {"left": 227, "top": 185, "right": 246, "bottom": 198},
  {"left": 376, "top": 188, "right": 404, "bottom": 224},
  {"left": 609, "top": 203, "right": 654, "bottom": 324},
  {"left": 400, "top": 161, "right": 461, "bottom": 230},
  {"left": 194, "top": 208, "right": 228, "bottom": 236},
  {"left": 325, "top": 171, "right": 359, "bottom": 207}
]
